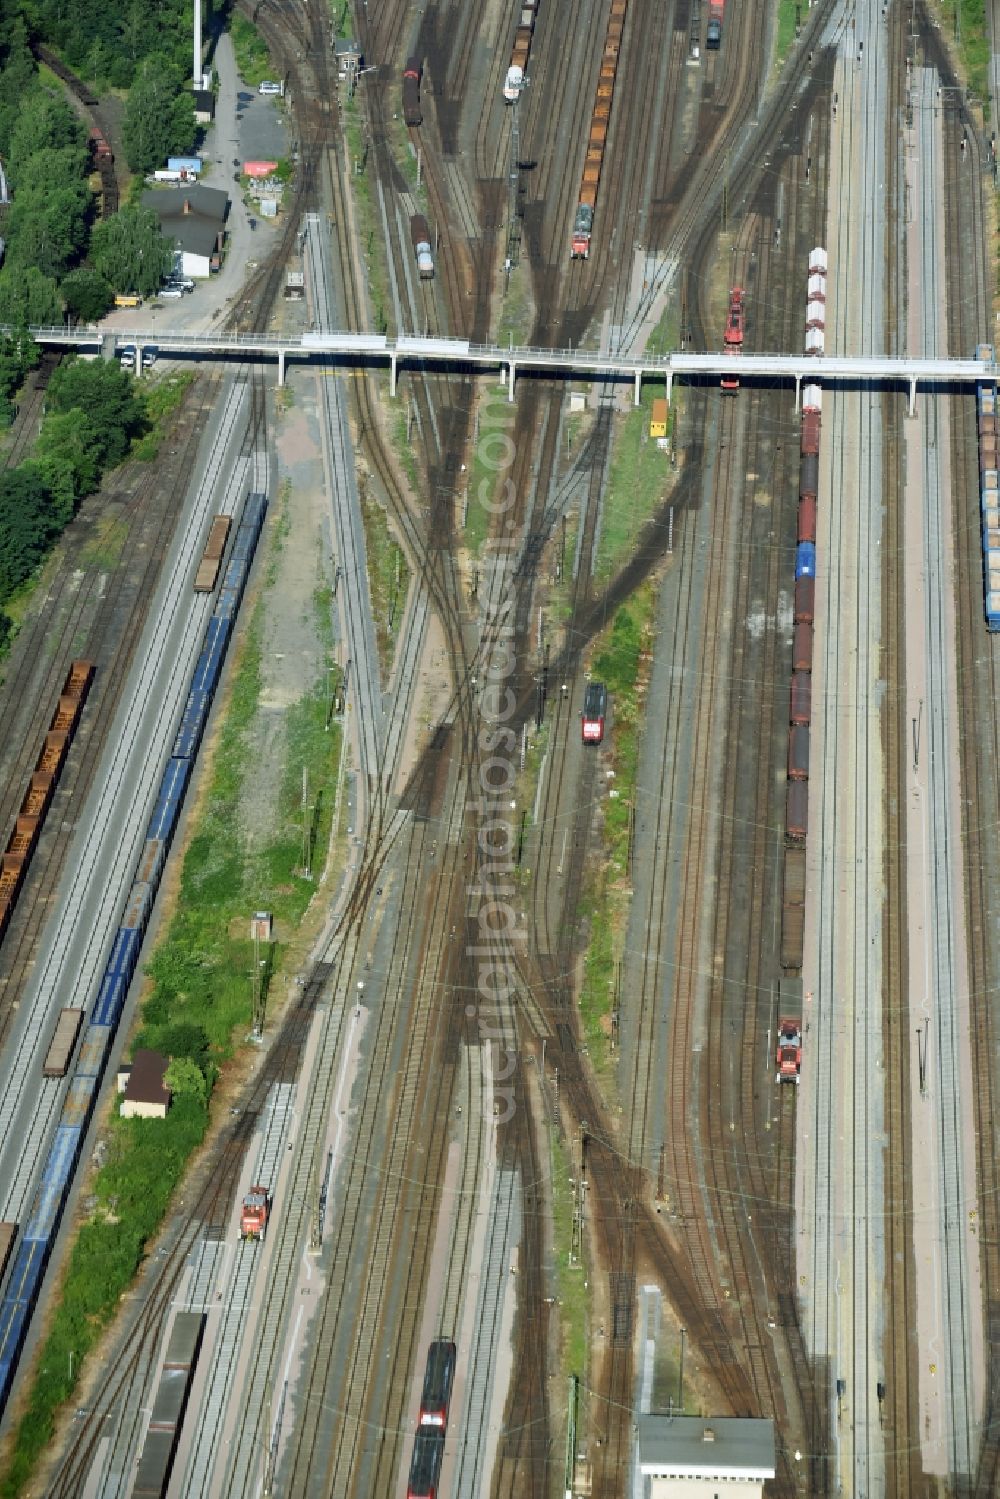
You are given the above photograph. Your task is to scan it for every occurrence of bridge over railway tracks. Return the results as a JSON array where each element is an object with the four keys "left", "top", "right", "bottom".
[{"left": 12, "top": 323, "right": 999, "bottom": 411}]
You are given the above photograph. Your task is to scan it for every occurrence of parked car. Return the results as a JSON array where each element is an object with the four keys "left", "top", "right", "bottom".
[{"left": 159, "top": 286, "right": 183, "bottom": 299}]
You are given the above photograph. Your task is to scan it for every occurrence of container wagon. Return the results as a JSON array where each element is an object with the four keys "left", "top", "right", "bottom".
[
  {"left": 407, "top": 1429, "right": 445, "bottom": 1499},
  {"left": 402, "top": 57, "right": 423, "bottom": 126},
  {"left": 133, "top": 1312, "right": 205, "bottom": 1499},
  {"left": 706, "top": 0, "right": 725, "bottom": 48},
  {"left": 410, "top": 214, "right": 435, "bottom": 279},
  {"left": 582, "top": 681, "right": 608, "bottom": 744},
  {"left": 570, "top": 0, "right": 628, "bottom": 258},
  {"left": 419, "top": 1339, "right": 457, "bottom": 1428},
  {"left": 194, "top": 515, "right": 232, "bottom": 592},
  {"left": 43, "top": 1008, "right": 83, "bottom": 1079}
]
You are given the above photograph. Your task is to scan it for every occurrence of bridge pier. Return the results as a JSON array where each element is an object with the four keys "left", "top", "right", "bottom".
[
  {"left": 390, "top": 353, "right": 397, "bottom": 398},
  {"left": 135, "top": 347, "right": 143, "bottom": 379},
  {"left": 665, "top": 372, "right": 673, "bottom": 405},
  {"left": 794, "top": 375, "right": 800, "bottom": 414},
  {"left": 277, "top": 349, "right": 286, "bottom": 387},
  {"left": 634, "top": 369, "right": 641, "bottom": 406},
  {"left": 908, "top": 376, "right": 916, "bottom": 416},
  {"left": 508, "top": 360, "right": 516, "bottom": 402}
]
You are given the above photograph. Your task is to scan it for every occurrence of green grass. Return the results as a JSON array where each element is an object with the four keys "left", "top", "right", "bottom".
[
  {"left": 79, "top": 512, "right": 129, "bottom": 570},
  {"left": 390, "top": 401, "right": 420, "bottom": 491},
  {"left": 576, "top": 584, "right": 657, "bottom": 1081},
  {"left": 644, "top": 300, "right": 680, "bottom": 359},
  {"left": 230, "top": 14, "right": 273, "bottom": 88},
  {"left": 0, "top": 559, "right": 344, "bottom": 1491},
  {"left": 938, "top": 0, "right": 991, "bottom": 115},
  {"left": 359, "top": 486, "right": 410, "bottom": 679},
  {"left": 549, "top": 1126, "right": 588, "bottom": 1378},
  {"left": 131, "top": 372, "right": 195, "bottom": 462},
  {"left": 344, "top": 102, "right": 391, "bottom": 334},
  {"left": 497, "top": 268, "right": 533, "bottom": 347},
  {"left": 775, "top": 0, "right": 801, "bottom": 66},
  {"left": 594, "top": 396, "right": 673, "bottom": 580}
]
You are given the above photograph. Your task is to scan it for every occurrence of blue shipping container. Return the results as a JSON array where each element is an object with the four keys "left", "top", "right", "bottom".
[
  {"left": 92, "top": 971, "right": 129, "bottom": 1028},
  {"left": 76, "top": 1024, "right": 110, "bottom": 1078},
  {"left": 795, "top": 542, "right": 817, "bottom": 580},
  {"left": 106, "top": 926, "right": 142, "bottom": 979},
  {"left": 28, "top": 1124, "right": 82, "bottom": 1239},
  {"left": 167, "top": 156, "right": 203, "bottom": 174}
]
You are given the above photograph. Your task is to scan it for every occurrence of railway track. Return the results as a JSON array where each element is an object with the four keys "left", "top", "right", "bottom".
[{"left": 0, "top": 371, "right": 226, "bottom": 1038}]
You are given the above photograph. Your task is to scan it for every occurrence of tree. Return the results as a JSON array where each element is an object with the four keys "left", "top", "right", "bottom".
[
  {"left": 7, "top": 92, "right": 85, "bottom": 184},
  {"left": 46, "top": 358, "right": 146, "bottom": 467},
  {"left": 61, "top": 267, "right": 115, "bottom": 322},
  {"left": 7, "top": 180, "right": 92, "bottom": 278},
  {"left": 122, "top": 54, "right": 196, "bottom": 175},
  {"left": 90, "top": 207, "right": 173, "bottom": 298},
  {"left": 34, "top": 409, "right": 103, "bottom": 517},
  {"left": 0, "top": 266, "right": 62, "bottom": 327},
  {"left": 0, "top": 20, "right": 37, "bottom": 158},
  {"left": 164, "top": 1056, "right": 208, "bottom": 1106},
  {"left": 0, "top": 464, "right": 58, "bottom": 601}
]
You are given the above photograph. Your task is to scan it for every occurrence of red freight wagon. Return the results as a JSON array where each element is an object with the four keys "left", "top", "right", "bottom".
[
  {"left": 792, "top": 621, "right": 813, "bottom": 672},
  {"left": 786, "top": 779, "right": 808, "bottom": 841},
  {"left": 798, "top": 495, "right": 817, "bottom": 545},
  {"left": 793, "top": 575, "right": 815, "bottom": 624},
  {"left": 790, "top": 671, "right": 812, "bottom": 726},
  {"left": 787, "top": 724, "right": 810, "bottom": 781},
  {"left": 801, "top": 412, "right": 821, "bottom": 454}
]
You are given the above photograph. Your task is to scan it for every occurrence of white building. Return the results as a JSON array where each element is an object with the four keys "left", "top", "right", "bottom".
[{"left": 637, "top": 1416, "right": 776, "bottom": 1498}]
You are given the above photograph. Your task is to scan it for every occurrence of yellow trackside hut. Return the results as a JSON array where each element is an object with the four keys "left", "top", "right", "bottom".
[{"left": 650, "top": 397, "right": 668, "bottom": 439}]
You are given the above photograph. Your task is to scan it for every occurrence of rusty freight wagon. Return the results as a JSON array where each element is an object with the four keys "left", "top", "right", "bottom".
[{"left": 194, "top": 515, "right": 231, "bottom": 592}]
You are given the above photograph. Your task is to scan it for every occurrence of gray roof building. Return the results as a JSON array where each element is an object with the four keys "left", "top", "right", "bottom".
[
  {"left": 637, "top": 1416, "right": 776, "bottom": 1495},
  {"left": 141, "top": 184, "right": 229, "bottom": 258},
  {"left": 192, "top": 89, "right": 215, "bottom": 120}
]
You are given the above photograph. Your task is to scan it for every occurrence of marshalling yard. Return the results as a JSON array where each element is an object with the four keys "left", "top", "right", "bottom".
[{"left": 0, "top": 0, "right": 999, "bottom": 1496}]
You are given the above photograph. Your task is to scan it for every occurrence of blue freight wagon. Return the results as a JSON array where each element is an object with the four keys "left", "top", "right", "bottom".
[{"left": 795, "top": 542, "right": 816, "bottom": 580}]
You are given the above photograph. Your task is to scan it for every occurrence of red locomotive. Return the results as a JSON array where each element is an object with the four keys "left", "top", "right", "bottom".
[{"left": 721, "top": 286, "right": 744, "bottom": 392}]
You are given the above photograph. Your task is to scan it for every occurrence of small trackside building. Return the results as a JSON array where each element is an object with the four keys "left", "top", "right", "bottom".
[
  {"left": 637, "top": 1415, "right": 776, "bottom": 1497},
  {"left": 118, "top": 1049, "right": 172, "bottom": 1120}
]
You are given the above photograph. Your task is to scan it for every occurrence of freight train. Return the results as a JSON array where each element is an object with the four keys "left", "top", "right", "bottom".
[
  {"left": 133, "top": 1312, "right": 206, "bottom": 1498},
  {"left": 570, "top": 0, "right": 628, "bottom": 258},
  {"left": 0, "top": 492, "right": 266, "bottom": 1414},
  {"left": 977, "top": 346, "right": 1000, "bottom": 630},
  {"left": 0, "top": 660, "right": 94, "bottom": 947},
  {"left": 504, "top": 0, "right": 540, "bottom": 101},
  {"left": 780, "top": 252, "right": 826, "bottom": 972}
]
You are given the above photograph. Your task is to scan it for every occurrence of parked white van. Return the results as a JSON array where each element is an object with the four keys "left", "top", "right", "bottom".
[{"left": 258, "top": 80, "right": 282, "bottom": 96}]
